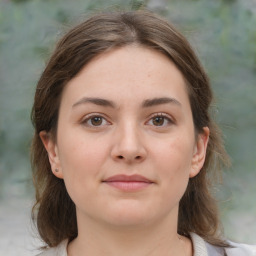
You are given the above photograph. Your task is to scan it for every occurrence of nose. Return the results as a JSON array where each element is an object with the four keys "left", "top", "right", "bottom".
[{"left": 110, "top": 123, "right": 147, "bottom": 164}]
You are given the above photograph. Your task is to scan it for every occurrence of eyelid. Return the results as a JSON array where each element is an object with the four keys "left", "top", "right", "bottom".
[
  {"left": 146, "top": 112, "right": 175, "bottom": 126},
  {"left": 81, "top": 113, "right": 111, "bottom": 127}
]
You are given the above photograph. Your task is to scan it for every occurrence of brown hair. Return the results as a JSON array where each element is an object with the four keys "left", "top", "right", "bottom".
[{"left": 31, "top": 10, "right": 229, "bottom": 247}]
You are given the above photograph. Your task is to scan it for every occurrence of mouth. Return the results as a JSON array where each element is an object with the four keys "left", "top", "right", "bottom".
[{"left": 102, "top": 174, "right": 154, "bottom": 192}]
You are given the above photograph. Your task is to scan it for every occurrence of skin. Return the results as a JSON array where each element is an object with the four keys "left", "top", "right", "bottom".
[{"left": 41, "top": 45, "right": 209, "bottom": 256}]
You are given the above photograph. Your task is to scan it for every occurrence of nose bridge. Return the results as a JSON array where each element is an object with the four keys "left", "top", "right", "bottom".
[{"left": 111, "top": 118, "right": 146, "bottom": 162}]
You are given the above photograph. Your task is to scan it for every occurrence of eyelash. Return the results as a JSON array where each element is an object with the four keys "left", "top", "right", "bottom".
[
  {"left": 81, "top": 113, "right": 174, "bottom": 128},
  {"left": 146, "top": 113, "right": 174, "bottom": 127},
  {"left": 81, "top": 113, "right": 111, "bottom": 127}
]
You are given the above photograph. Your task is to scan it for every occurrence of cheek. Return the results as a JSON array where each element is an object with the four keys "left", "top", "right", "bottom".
[
  {"left": 59, "top": 129, "right": 104, "bottom": 165},
  {"left": 151, "top": 135, "right": 194, "bottom": 196},
  {"left": 57, "top": 133, "right": 109, "bottom": 189},
  {"left": 153, "top": 135, "right": 194, "bottom": 173},
  {"left": 57, "top": 137, "right": 110, "bottom": 209}
]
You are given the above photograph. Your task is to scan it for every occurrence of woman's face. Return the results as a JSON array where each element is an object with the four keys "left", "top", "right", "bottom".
[{"left": 41, "top": 46, "right": 209, "bottom": 228}]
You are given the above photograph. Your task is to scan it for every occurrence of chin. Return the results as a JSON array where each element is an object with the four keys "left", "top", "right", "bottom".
[
  {"left": 106, "top": 215, "right": 151, "bottom": 229},
  {"left": 101, "top": 202, "right": 156, "bottom": 228}
]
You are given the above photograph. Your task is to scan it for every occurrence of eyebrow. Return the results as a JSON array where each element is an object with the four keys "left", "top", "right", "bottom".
[
  {"left": 142, "top": 97, "right": 182, "bottom": 108},
  {"left": 72, "top": 97, "right": 116, "bottom": 108},
  {"left": 72, "top": 97, "right": 181, "bottom": 109}
]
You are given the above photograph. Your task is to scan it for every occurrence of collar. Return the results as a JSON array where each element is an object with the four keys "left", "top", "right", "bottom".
[{"left": 40, "top": 233, "right": 228, "bottom": 256}]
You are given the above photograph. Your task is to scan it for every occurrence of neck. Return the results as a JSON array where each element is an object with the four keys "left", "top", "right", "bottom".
[{"left": 68, "top": 208, "right": 190, "bottom": 256}]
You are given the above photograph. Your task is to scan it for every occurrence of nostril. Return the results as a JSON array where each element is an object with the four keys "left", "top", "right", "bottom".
[{"left": 116, "top": 155, "right": 143, "bottom": 160}]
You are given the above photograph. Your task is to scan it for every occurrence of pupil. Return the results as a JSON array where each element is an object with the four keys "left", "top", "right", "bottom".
[
  {"left": 153, "top": 117, "right": 164, "bottom": 126},
  {"left": 92, "top": 117, "right": 102, "bottom": 126}
]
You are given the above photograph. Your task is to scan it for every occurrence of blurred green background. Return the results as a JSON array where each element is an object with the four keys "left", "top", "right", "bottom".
[{"left": 0, "top": 0, "right": 255, "bottom": 244}]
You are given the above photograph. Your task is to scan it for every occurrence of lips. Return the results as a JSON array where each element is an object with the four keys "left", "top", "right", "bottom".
[
  {"left": 102, "top": 174, "right": 154, "bottom": 191},
  {"left": 104, "top": 174, "right": 153, "bottom": 183}
]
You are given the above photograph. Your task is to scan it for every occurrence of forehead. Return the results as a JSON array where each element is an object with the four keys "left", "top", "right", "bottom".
[{"left": 60, "top": 45, "right": 190, "bottom": 109}]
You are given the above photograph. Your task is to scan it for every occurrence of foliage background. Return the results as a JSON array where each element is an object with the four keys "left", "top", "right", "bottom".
[{"left": 0, "top": 0, "right": 255, "bottom": 245}]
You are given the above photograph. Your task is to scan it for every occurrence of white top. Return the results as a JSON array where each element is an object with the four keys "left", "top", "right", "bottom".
[{"left": 37, "top": 232, "right": 256, "bottom": 256}]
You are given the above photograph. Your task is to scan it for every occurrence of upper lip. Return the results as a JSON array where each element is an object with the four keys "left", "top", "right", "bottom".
[{"left": 103, "top": 174, "right": 153, "bottom": 183}]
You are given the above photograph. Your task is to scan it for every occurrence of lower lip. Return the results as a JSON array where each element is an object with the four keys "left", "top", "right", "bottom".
[{"left": 103, "top": 181, "right": 152, "bottom": 191}]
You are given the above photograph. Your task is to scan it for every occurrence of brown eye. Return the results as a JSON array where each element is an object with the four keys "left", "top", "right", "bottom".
[
  {"left": 152, "top": 116, "right": 165, "bottom": 126},
  {"left": 82, "top": 115, "right": 109, "bottom": 127},
  {"left": 90, "top": 116, "right": 103, "bottom": 126},
  {"left": 147, "top": 114, "right": 173, "bottom": 127}
]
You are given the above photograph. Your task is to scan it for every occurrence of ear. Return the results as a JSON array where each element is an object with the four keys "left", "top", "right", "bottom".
[
  {"left": 189, "top": 127, "right": 209, "bottom": 178},
  {"left": 39, "top": 131, "right": 63, "bottom": 179}
]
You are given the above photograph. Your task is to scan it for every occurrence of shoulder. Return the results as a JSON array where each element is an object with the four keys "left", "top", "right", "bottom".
[
  {"left": 36, "top": 240, "right": 68, "bottom": 256},
  {"left": 225, "top": 241, "right": 256, "bottom": 256},
  {"left": 190, "top": 232, "right": 256, "bottom": 256}
]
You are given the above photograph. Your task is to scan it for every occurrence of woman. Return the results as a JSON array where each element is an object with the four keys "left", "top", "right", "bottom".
[{"left": 31, "top": 10, "right": 255, "bottom": 256}]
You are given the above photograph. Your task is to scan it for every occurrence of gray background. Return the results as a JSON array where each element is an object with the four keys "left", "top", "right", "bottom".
[{"left": 0, "top": 0, "right": 255, "bottom": 255}]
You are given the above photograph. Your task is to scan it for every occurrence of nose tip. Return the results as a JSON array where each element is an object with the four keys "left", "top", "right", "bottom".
[{"left": 111, "top": 129, "right": 147, "bottom": 163}]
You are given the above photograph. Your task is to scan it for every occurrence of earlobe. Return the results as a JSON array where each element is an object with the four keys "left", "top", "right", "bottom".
[
  {"left": 190, "top": 127, "right": 209, "bottom": 178},
  {"left": 39, "top": 131, "right": 63, "bottom": 179}
]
